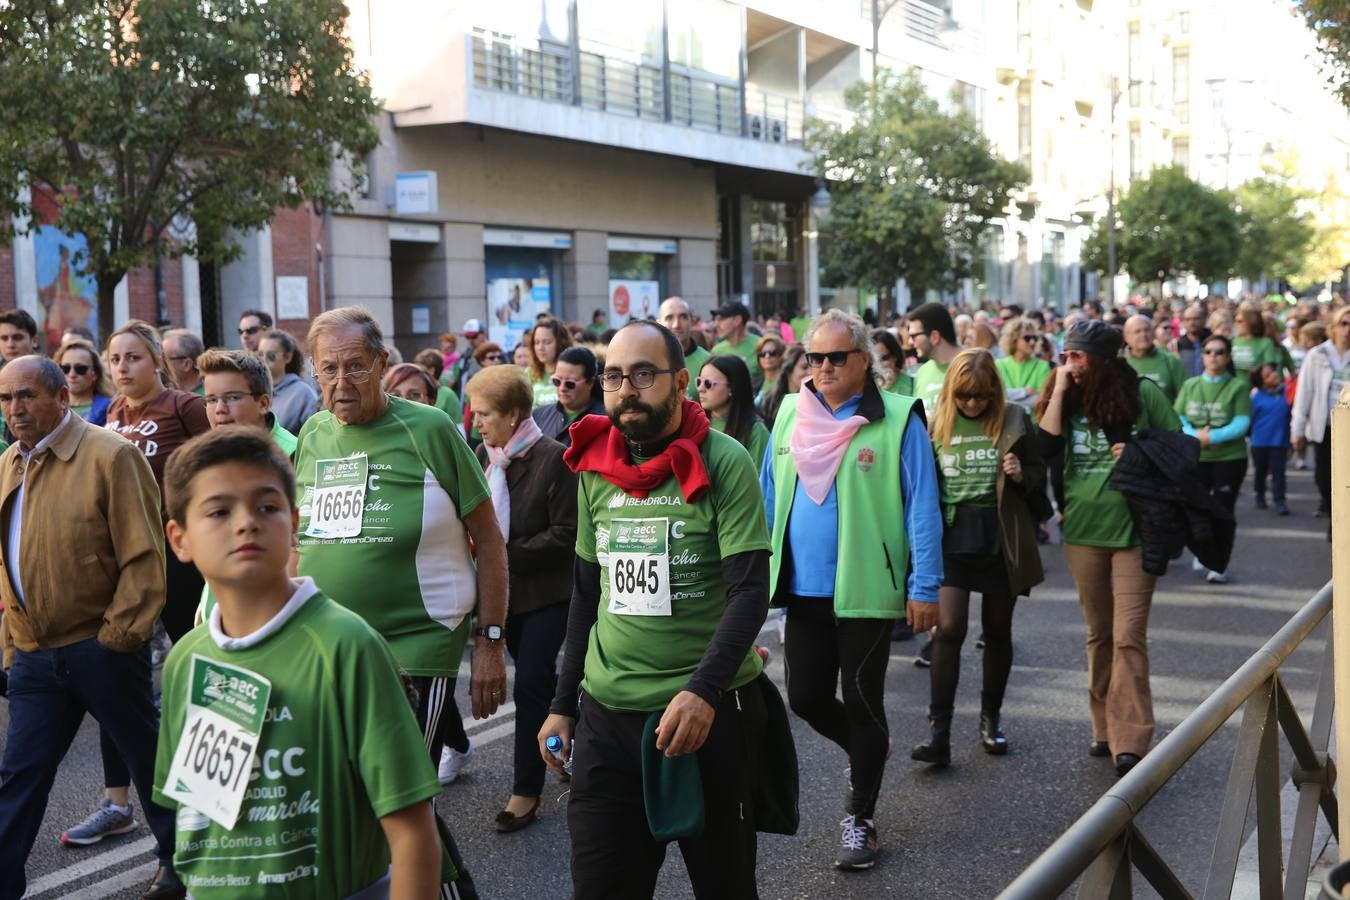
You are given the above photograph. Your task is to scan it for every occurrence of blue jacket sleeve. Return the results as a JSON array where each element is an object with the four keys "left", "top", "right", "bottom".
[
  {"left": 900, "top": 410, "right": 942, "bottom": 603},
  {"left": 1177, "top": 415, "right": 1197, "bottom": 437},
  {"left": 760, "top": 442, "right": 775, "bottom": 529},
  {"left": 1208, "top": 415, "right": 1250, "bottom": 444}
]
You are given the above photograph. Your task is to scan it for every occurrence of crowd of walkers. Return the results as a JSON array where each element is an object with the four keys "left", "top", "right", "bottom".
[{"left": 0, "top": 287, "right": 1342, "bottom": 898}]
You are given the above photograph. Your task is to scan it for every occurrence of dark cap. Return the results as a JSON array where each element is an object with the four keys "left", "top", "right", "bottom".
[
  {"left": 1063, "top": 319, "right": 1123, "bottom": 358},
  {"left": 713, "top": 302, "right": 750, "bottom": 321}
]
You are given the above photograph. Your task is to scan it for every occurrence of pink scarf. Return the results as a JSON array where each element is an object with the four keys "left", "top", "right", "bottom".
[
  {"left": 485, "top": 416, "right": 544, "bottom": 540},
  {"left": 790, "top": 380, "right": 870, "bottom": 503}
]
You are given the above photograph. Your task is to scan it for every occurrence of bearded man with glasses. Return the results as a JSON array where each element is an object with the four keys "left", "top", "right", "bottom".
[
  {"left": 292, "top": 306, "right": 508, "bottom": 899},
  {"left": 762, "top": 308, "right": 942, "bottom": 872}
]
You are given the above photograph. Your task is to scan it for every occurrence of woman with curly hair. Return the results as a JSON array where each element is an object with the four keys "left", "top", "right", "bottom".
[
  {"left": 1036, "top": 320, "right": 1180, "bottom": 777},
  {"left": 527, "top": 317, "right": 573, "bottom": 408},
  {"left": 996, "top": 317, "right": 1051, "bottom": 415}
]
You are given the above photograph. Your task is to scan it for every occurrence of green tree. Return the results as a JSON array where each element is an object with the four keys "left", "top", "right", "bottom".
[
  {"left": 1233, "top": 176, "right": 1314, "bottom": 283},
  {"left": 806, "top": 71, "right": 1026, "bottom": 316},
  {"left": 1297, "top": 1, "right": 1350, "bottom": 106},
  {"left": 1080, "top": 166, "right": 1239, "bottom": 286},
  {"left": 0, "top": 0, "right": 380, "bottom": 336}
]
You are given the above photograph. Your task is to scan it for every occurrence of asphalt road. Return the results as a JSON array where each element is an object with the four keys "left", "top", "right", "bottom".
[{"left": 5, "top": 467, "right": 1335, "bottom": 899}]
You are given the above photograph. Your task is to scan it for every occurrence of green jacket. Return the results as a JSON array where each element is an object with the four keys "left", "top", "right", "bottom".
[{"left": 768, "top": 386, "right": 917, "bottom": 618}]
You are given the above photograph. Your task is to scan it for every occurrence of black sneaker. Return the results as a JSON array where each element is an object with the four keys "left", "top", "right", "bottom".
[
  {"left": 891, "top": 619, "right": 913, "bottom": 642},
  {"left": 913, "top": 636, "right": 933, "bottom": 668},
  {"left": 836, "top": 814, "right": 879, "bottom": 870}
]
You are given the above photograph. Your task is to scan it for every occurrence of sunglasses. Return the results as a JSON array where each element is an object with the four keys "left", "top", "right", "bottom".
[
  {"left": 805, "top": 349, "right": 862, "bottom": 367},
  {"left": 1021, "top": 334, "right": 1041, "bottom": 342},
  {"left": 550, "top": 376, "right": 584, "bottom": 390},
  {"left": 696, "top": 378, "right": 728, "bottom": 390},
  {"left": 955, "top": 393, "right": 992, "bottom": 403},
  {"left": 482, "top": 353, "right": 503, "bottom": 361},
  {"left": 60, "top": 363, "right": 91, "bottom": 376},
  {"left": 758, "top": 348, "right": 783, "bottom": 358},
  {"left": 238, "top": 325, "right": 263, "bottom": 336}
]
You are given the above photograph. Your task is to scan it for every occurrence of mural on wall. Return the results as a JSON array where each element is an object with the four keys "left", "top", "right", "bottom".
[{"left": 34, "top": 227, "right": 98, "bottom": 349}]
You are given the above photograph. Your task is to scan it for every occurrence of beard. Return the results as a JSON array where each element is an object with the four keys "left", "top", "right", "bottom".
[{"left": 609, "top": 388, "right": 681, "bottom": 442}]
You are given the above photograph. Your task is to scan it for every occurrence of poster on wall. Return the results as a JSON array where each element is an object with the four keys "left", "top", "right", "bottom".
[
  {"left": 34, "top": 227, "right": 98, "bottom": 350},
  {"left": 487, "top": 277, "right": 551, "bottom": 351},
  {"left": 608, "top": 280, "right": 660, "bottom": 328}
]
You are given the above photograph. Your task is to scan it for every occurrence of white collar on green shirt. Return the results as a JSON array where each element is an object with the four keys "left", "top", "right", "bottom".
[{"left": 209, "top": 577, "right": 318, "bottom": 651}]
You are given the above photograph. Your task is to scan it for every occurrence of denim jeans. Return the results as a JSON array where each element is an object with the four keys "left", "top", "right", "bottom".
[{"left": 0, "top": 637, "right": 174, "bottom": 900}]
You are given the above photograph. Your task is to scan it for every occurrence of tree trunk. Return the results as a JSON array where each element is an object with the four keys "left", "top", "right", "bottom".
[
  {"left": 878, "top": 282, "right": 893, "bottom": 325},
  {"left": 96, "top": 276, "right": 119, "bottom": 342}
]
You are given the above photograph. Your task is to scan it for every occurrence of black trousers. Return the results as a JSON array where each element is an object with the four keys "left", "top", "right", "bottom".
[
  {"left": 1315, "top": 424, "right": 1332, "bottom": 512},
  {"left": 101, "top": 543, "right": 204, "bottom": 789},
  {"left": 506, "top": 602, "right": 568, "bottom": 798},
  {"left": 1250, "top": 446, "right": 1288, "bottom": 503},
  {"left": 782, "top": 595, "right": 891, "bottom": 819},
  {"left": 568, "top": 684, "right": 763, "bottom": 900},
  {"left": 1197, "top": 457, "right": 1248, "bottom": 518}
]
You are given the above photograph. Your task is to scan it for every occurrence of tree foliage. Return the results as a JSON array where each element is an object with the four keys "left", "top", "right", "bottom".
[
  {"left": 0, "top": 0, "right": 381, "bottom": 334},
  {"left": 1080, "top": 166, "right": 1240, "bottom": 285},
  {"left": 1233, "top": 176, "right": 1314, "bottom": 282},
  {"left": 805, "top": 71, "right": 1026, "bottom": 312},
  {"left": 1296, "top": 1, "right": 1350, "bottom": 107}
]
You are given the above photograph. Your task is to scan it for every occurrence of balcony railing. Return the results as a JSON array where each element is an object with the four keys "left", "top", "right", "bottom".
[{"left": 470, "top": 29, "right": 804, "bottom": 145}]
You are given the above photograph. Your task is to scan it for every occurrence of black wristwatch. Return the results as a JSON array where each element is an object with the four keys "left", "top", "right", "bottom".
[{"left": 475, "top": 624, "right": 504, "bottom": 642}]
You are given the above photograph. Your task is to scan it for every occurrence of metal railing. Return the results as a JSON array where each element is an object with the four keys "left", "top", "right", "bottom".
[
  {"left": 1000, "top": 582, "right": 1337, "bottom": 900},
  {"left": 469, "top": 29, "right": 804, "bottom": 144}
]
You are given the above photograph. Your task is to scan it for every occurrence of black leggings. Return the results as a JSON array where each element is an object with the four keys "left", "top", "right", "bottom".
[
  {"left": 783, "top": 596, "right": 891, "bottom": 819},
  {"left": 929, "top": 584, "right": 1017, "bottom": 721},
  {"left": 1315, "top": 424, "right": 1332, "bottom": 512},
  {"left": 1197, "top": 457, "right": 1248, "bottom": 518}
]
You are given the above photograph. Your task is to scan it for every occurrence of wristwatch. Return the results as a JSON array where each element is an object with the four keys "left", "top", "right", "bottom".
[{"left": 475, "top": 624, "right": 504, "bottom": 642}]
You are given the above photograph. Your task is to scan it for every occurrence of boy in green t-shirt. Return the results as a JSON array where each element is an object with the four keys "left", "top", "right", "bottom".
[{"left": 157, "top": 427, "right": 441, "bottom": 899}]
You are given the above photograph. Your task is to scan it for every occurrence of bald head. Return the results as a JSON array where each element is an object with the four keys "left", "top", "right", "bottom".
[
  {"left": 659, "top": 296, "right": 693, "bottom": 347},
  {"left": 0, "top": 355, "right": 69, "bottom": 448},
  {"left": 1124, "top": 315, "right": 1153, "bottom": 355}
]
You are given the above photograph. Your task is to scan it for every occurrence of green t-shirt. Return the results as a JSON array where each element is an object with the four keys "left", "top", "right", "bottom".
[
  {"left": 711, "top": 335, "right": 762, "bottom": 381},
  {"left": 789, "top": 317, "right": 812, "bottom": 343},
  {"left": 935, "top": 414, "right": 998, "bottom": 509},
  {"left": 269, "top": 416, "right": 297, "bottom": 458},
  {"left": 684, "top": 344, "right": 711, "bottom": 400},
  {"left": 154, "top": 587, "right": 440, "bottom": 900},
  {"left": 576, "top": 429, "right": 771, "bottom": 711},
  {"left": 995, "top": 356, "right": 1051, "bottom": 418},
  {"left": 912, "top": 359, "right": 950, "bottom": 418},
  {"left": 1062, "top": 380, "right": 1181, "bottom": 548},
  {"left": 710, "top": 417, "right": 770, "bottom": 475},
  {"left": 532, "top": 376, "right": 558, "bottom": 409},
  {"left": 1175, "top": 374, "right": 1252, "bottom": 462},
  {"left": 884, "top": 372, "right": 915, "bottom": 397},
  {"left": 294, "top": 397, "right": 489, "bottom": 676},
  {"left": 1125, "top": 349, "right": 1186, "bottom": 402},
  {"left": 1230, "top": 336, "right": 1279, "bottom": 377},
  {"left": 72, "top": 401, "right": 93, "bottom": 420},
  {"left": 434, "top": 386, "right": 463, "bottom": 424}
]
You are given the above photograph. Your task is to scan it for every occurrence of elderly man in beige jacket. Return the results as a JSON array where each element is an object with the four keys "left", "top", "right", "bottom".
[{"left": 0, "top": 356, "right": 184, "bottom": 900}]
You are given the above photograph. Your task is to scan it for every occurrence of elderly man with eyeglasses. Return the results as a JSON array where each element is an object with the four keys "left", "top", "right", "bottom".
[
  {"left": 292, "top": 306, "right": 508, "bottom": 898},
  {"left": 761, "top": 308, "right": 942, "bottom": 872}
]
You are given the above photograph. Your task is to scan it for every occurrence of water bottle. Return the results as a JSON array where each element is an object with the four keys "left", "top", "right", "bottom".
[{"left": 545, "top": 735, "right": 573, "bottom": 775}]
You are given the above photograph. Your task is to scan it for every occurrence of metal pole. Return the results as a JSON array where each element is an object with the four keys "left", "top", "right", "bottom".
[
  {"left": 1106, "top": 77, "right": 1118, "bottom": 305},
  {"left": 1334, "top": 381, "right": 1350, "bottom": 858}
]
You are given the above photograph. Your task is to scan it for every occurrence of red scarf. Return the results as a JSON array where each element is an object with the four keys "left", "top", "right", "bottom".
[{"left": 564, "top": 399, "right": 712, "bottom": 501}]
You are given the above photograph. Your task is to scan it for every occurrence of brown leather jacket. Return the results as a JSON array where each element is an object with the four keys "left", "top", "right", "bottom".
[{"left": 0, "top": 415, "right": 165, "bottom": 667}]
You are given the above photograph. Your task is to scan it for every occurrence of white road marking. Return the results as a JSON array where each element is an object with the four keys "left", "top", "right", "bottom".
[
  {"left": 22, "top": 837, "right": 156, "bottom": 898},
  {"left": 54, "top": 861, "right": 158, "bottom": 900}
]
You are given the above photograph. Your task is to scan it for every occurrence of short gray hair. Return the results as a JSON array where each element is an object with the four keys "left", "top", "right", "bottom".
[
  {"left": 162, "top": 328, "right": 205, "bottom": 360},
  {"left": 307, "top": 306, "right": 386, "bottom": 361},
  {"left": 805, "top": 308, "right": 873, "bottom": 358}
]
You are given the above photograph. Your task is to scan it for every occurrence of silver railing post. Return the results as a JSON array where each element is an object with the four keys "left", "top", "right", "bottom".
[{"left": 1203, "top": 678, "right": 1278, "bottom": 899}]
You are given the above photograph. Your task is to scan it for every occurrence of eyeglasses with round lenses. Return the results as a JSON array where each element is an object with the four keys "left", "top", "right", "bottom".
[
  {"left": 550, "top": 376, "right": 584, "bottom": 390},
  {"left": 600, "top": 368, "right": 678, "bottom": 391},
  {"left": 696, "top": 377, "right": 727, "bottom": 391}
]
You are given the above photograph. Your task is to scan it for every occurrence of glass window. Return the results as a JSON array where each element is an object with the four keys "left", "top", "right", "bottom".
[
  {"left": 1172, "top": 47, "right": 1190, "bottom": 123},
  {"left": 668, "top": 0, "right": 739, "bottom": 80},
  {"left": 1017, "top": 89, "right": 1032, "bottom": 171},
  {"left": 476, "top": 0, "right": 571, "bottom": 43},
  {"left": 577, "top": 0, "right": 661, "bottom": 61},
  {"left": 1127, "top": 23, "right": 1142, "bottom": 106},
  {"left": 1129, "top": 123, "right": 1142, "bottom": 178},
  {"left": 1173, "top": 137, "right": 1190, "bottom": 170},
  {"left": 750, "top": 200, "right": 798, "bottom": 263}
]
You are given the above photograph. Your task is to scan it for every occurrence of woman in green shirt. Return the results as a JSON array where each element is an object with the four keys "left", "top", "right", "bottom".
[
  {"left": 996, "top": 317, "right": 1052, "bottom": 414},
  {"left": 871, "top": 329, "right": 915, "bottom": 396},
  {"left": 1037, "top": 320, "right": 1181, "bottom": 777},
  {"left": 911, "top": 349, "right": 1047, "bottom": 767},
  {"left": 526, "top": 317, "right": 573, "bottom": 408},
  {"left": 1174, "top": 335, "right": 1251, "bottom": 584},
  {"left": 1230, "top": 302, "right": 1281, "bottom": 378},
  {"left": 697, "top": 355, "right": 770, "bottom": 470}
]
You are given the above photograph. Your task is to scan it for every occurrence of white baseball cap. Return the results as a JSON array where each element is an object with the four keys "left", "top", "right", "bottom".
[{"left": 462, "top": 318, "right": 484, "bottom": 336}]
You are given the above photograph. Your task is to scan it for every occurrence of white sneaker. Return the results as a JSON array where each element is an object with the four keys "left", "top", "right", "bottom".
[
  {"left": 1191, "top": 557, "right": 1206, "bottom": 573},
  {"left": 1206, "top": 570, "right": 1229, "bottom": 584},
  {"left": 438, "top": 741, "right": 474, "bottom": 785}
]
